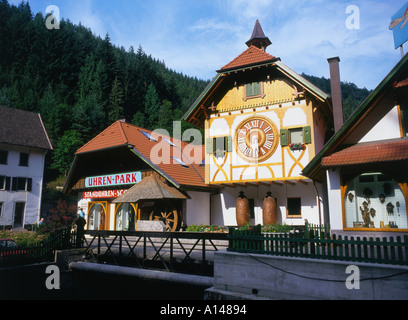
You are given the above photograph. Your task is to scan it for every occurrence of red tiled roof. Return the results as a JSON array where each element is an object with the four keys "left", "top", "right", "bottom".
[
  {"left": 219, "top": 45, "right": 276, "bottom": 72},
  {"left": 322, "top": 138, "right": 408, "bottom": 167},
  {"left": 76, "top": 121, "right": 207, "bottom": 188},
  {"left": 76, "top": 121, "right": 128, "bottom": 154}
]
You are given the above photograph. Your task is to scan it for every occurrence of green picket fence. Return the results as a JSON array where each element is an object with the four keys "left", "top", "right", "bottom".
[
  {"left": 304, "top": 222, "right": 331, "bottom": 240},
  {"left": 228, "top": 228, "right": 408, "bottom": 266}
]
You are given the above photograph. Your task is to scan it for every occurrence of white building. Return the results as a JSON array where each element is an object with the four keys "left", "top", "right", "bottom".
[
  {"left": 303, "top": 53, "right": 408, "bottom": 235},
  {"left": 0, "top": 106, "right": 53, "bottom": 230}
]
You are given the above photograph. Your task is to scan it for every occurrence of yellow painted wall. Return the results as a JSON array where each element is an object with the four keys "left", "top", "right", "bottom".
[{"left": 217, "top": 78, "right": 299, "bottom": 113}]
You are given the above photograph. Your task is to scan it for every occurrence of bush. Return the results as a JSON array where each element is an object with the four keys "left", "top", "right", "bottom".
[
  {"left": 261, "top": 223, "right": 293, "bottom": 233},
  {"left": 38, "top": 199, "right": 77, "bottom": 234},
  {"left": 186, "top": 224, "right": 227, "bottom": 233},
  {"left": 0, "top": 230, "right": 47, "bottom": 247}
]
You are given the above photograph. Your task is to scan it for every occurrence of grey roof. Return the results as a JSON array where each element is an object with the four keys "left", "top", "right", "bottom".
[{"left": 0, "top": 106, "right": 53, "bottom": 150}]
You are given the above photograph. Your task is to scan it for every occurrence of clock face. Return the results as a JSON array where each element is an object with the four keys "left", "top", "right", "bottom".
[{"left": 235, "top": 116, "right": 279, "bottom": 163}]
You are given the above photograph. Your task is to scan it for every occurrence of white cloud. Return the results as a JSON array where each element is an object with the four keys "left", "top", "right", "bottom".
[
  {"left": 10, "top": 0, "right": 407, "bottom": 89},
  {"left": 64, "top": 0, "right": 107, "bottom": 38}
]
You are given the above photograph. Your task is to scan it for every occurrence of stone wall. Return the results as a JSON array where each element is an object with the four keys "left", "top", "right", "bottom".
[{"left": 205, "top": 250, "right": 408, "bottom": 300}]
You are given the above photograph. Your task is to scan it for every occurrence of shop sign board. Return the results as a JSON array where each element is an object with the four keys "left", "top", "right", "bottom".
[
  {"left": 83, "top": 189, "right": 128, "bottom": 199},
  {"left": 390, "top": 2, "right": 408, "bottom": 49},
  {"left": 85, "top": 171, "right": 142, "bottom": 188}
]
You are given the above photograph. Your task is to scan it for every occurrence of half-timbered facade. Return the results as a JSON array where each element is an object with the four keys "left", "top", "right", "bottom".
[{"left": 183, "top": 21, "right": 334, "bottom": 226}]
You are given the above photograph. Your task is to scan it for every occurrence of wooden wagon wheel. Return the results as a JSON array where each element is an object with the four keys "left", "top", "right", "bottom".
[{"left": 149, "top": 202, "right": 180, "bottom": 231}]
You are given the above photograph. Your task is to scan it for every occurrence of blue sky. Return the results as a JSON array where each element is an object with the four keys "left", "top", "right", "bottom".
[{"left": 9, "top": 0, "right": 408, "bottom": 90}]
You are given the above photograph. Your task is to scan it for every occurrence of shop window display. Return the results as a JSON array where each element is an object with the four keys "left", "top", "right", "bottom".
[
  {"left": 115, "top": 203, "right": 136, "bottom": 231},
  {"left": 344, "top": 173, "right": 407, "bottom": 230},
  {"left": 88, "top": 202, "right": 107, "bottom": 230}
]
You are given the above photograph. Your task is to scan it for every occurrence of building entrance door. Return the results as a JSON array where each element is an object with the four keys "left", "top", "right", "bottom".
[{"left": 14, "top": 202, "right": 25, "bottom": 229}]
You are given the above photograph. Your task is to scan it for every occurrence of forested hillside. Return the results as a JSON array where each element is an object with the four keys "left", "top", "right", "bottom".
[
  {"left": 0, "top": 1, "right": 208, "bottom": 179},
  {"left": 301, "top": 73, "right": 371, "bottom": 121},
  {"left": 0, "top": 1, "right": 371, "bottom": 184}
]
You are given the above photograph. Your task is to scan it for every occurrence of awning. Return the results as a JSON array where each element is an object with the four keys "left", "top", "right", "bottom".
[{"left": 112, "top": 173, "right": 190, "bottom": 203}]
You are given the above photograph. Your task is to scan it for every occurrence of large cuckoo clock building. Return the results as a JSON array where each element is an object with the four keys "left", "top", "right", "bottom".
[{"left": 183, "top": 20, "right": 335, "bottom": 227}]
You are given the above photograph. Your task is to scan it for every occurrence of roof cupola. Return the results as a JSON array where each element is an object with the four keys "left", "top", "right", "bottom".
[{"left": 246, "top": 20, "right": 272, "bottom": 51}]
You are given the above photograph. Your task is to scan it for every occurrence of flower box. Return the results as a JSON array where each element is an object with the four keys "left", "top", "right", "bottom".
[{"left": 289, "top": 143, "right": 306, "bottom": 151}]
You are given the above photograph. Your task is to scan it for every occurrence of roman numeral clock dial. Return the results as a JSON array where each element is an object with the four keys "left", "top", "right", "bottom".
[{"left": 235, "top": 116, "right": 279, "bottom": 163}]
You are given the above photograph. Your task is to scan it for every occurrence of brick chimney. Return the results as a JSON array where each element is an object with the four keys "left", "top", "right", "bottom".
[{"left": 328, "top": 57, "right": 344, "bottom": 133}]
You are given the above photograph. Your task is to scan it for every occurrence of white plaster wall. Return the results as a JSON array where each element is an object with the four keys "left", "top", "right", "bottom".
[
  {"left": 282, "top": 106, "right": 307, "bottom": 127},
  {"left": 360, "top": 107, "right": 401, "bottom": 143},
  {"left": 185, "top": 191, "right": 211, "bottom": 226},
  {"left": 0, "top": 145, "right": 46, "bottom": 227},
  {"left": 326, "top": 169, "right": 343, "bottom": 230},
  {"left": 211, "top": 182, "right": 324, "bottom": 227},
  {"left": 209, "top": 118, "right": 230, "bottom": 137}
]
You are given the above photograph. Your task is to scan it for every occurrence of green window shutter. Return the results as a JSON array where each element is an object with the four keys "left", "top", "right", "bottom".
[
  {"left": 225, "top": 136, "right": 233, "bottom": 152},
  {"left": 206, "top": 138, "right": 213, "bottom": 154},
  {"left": 280, "top": 129, "right": 288, "bottom": 147},
  {"left": 303, "top": 126, "right": 312, "bottom": 144}
]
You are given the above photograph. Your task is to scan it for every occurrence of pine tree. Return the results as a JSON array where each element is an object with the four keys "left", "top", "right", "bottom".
[
  {"left": 108, "top": 76, "right": 125, "bottom": 123},
  {"left": 144, "top": 82, "right": 161, "bottom": 129},
  {"left": 157, "top": 99, "right": 174, "bottom": 134},
  {"left": 131, "top": 111, "right": 147, "bottom": 128}
]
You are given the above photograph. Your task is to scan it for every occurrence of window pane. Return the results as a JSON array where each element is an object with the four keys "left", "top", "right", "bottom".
[
  {"left": 0, "top": 176, "right": 5, "bottom": 190},
  {"left": 214, "top": 137, "right": 225, "bottom": 152},
  {"left": 116, "top": 203, "right": 136, "bottom": 231},
  {"left": 88, "top": 204, "right": 102, "bottom": 230},
  {"left": 246, "top": 82, "right": 261, "bottom": 97},
  {"left": 19, "top": 153, "right": 29, "bottom": 167},
  {"left": 288, "top": 198, "right": 301, "bottom": 216},
  {"left": 290, "top": 128, "right": 303, "bottom": 144},
  {"left": 17, "top": 178, "right": 26, "bottom": 191},
  {"left": 0, "top": 151, "right": 7, "bottom": 165},
  {"left": 344, "top": 174, "right": 407, "bottom": 229}
]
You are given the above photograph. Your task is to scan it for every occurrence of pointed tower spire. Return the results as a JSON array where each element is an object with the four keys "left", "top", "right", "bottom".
[{"left": 246, "top": 20, "right": 272, "bottom": 51}]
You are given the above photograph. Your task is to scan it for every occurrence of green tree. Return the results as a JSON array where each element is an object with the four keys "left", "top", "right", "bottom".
[
  {"left": 131, "top": 110, "right": 147, "bottom": 128},
  {"left": 157, "top": 99, "right": 174, "bottom": 134},
  {"left": 144, "top": 82, "right": 161, "bottom": 129},
  {"left": 73, "top": 54, "right": 107, "bottom": 137},
  {"left": 108, "top": 76, "right": 124, "bottom": 123},
  {"left": 51, "top": 130, "right": 83, "bottom": 176}
]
